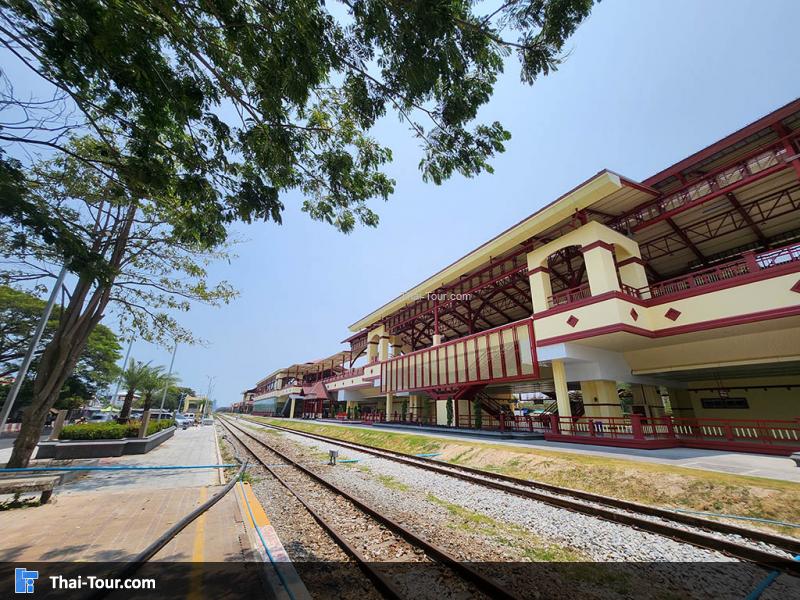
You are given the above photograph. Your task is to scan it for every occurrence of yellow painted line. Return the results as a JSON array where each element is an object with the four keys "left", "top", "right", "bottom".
[
  {"left": 240, "top": 482, "right": 270, "bottom": 527},
  {"left": 191, "top": 487, "right": 208, "bottom": 562}
]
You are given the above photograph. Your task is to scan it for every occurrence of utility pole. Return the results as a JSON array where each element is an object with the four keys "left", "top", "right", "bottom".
[
  {"left": 204, "top": 375, "right": 216, "bottom": 418},
  {"left": 0, "top": 267, "right": 67, "bottom": 432},
  {"left": 111, "top": 337, "right": 134, "bottom": 406},
  {"left": 158, "top": 343, "right": 178, "bottom": 411}
]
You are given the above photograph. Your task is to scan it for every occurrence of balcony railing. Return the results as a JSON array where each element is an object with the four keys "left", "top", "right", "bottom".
[
  {"left": 632, "top": 241, "right": 800, "bottom": 300},
  {"left": 548, "top": 414, "right": 800, "bottom": 454},
  {"left": 380, "top": 318, "right": 538, "bottom": 394},
  {"left": 610, "top": 133, "right": 799, "bottom": 232},
  {"left": 548, "top": 241, "right": 800, "bottom": 308},
  {"left": 323, "top": 366, "right": 365, "bottom": 384},
  {"left": 547, "top": 283, "right": 591, "bottom": 308}
]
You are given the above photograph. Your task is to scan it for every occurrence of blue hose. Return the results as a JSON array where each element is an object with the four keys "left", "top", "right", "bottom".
[
  {"left": 0, "top": 464, "right": 236, "bottom": 472},
  {"left": 746, "top": 554, "right": 800, "bottom": 599}
]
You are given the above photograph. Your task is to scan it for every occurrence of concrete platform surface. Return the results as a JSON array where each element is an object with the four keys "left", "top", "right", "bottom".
[
  {"left": 0, "top": 425, "right": 256, "bottom": 562},
  {"left": 0, "top": 484, "right": 251, "bottom": 562},
  {"left": 273, "top": 419, "right": 800, "bottom": 483}
]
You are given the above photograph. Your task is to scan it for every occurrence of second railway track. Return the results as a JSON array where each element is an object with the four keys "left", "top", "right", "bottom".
[{"left": 230, "top": 415, "right": 800, "bottom": 576}]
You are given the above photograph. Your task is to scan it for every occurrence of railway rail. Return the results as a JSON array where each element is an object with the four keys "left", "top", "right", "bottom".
[
  {"left": 232, "top": 415, "right": 800, "bottom": 577},
  {"left": 218, "top": 416, "right": 519, "bottom": 600}
]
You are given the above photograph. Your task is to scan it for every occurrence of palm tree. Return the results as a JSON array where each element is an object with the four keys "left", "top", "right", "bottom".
[
  {"left": 118, "top": 359, "right": 151, "bottom": 421},
  {"left": 140, "top": 368, "right": 180, "bottom": 412}
]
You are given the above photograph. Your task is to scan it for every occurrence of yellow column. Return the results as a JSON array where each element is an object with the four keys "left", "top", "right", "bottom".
[
  {"left": 379, "top": 335, "right": 390, "bottom": 361},
  {"left": 580, "top": 380, "right": 622, "bottom": 418},
  {"left": 385, "top": 393, "right": 394, "bottom": 420},
  {"left": 618, "top": 257, "right": 650, "bottom": 298},
  {"left": 526, "top": 263, "right": 552, "bottom": 314},
  {"left": 552, "top": 359, "right": 571, "bottom": 418},
  {"left": 582, "top": 243, "right": 620, "bottom": 295},
  {"left": 289, "top": 396, "right": 296, "bottom": 419}
]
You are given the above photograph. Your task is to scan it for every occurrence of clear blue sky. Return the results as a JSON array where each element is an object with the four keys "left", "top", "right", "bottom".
[{"left": 9, "top": 1, "right": 800, "bottom": 406}]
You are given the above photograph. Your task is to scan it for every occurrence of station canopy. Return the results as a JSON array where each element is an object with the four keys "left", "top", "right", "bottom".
[{"left": 345, "top": 99, "right": 800, "bottom": 354}]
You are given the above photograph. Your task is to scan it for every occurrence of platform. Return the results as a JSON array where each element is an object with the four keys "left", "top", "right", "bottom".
[{"left": 279, "top": 419, "right": 800, "bottom": 483}]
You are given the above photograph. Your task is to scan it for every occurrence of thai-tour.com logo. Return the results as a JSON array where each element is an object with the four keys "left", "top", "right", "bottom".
[
  {"left": 14, "top": 568, "right": 37, "bottom": 594},
  {"left": 14, "top": 567, "right": 156, "bottom": 593}
]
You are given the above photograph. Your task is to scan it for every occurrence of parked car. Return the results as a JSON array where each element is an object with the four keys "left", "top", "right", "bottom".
[
  {"left": 201, "top": 416, "right": 214, "bottom": 426},
  {"left": 87, "top": 413, "right": 115, "bottom": 423},
  {"left": 174, "top": 413, "right": 193, "bottom": 428}
]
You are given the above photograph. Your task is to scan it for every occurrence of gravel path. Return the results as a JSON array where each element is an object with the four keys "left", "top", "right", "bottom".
[{"left": 235, "top": 419, "right": 800, "bottom": 600}]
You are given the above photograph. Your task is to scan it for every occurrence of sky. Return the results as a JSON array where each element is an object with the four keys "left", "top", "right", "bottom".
[{"left": 6, "top": 1, "right": 800, "bottom": 406}]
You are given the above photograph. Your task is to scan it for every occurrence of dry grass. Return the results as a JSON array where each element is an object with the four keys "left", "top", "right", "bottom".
[{"left": 253, "top": 417, "right": 800, "bottom": 537}]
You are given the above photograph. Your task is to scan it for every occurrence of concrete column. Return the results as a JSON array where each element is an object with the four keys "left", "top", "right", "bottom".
[
  {"left": 617, "top": 257, "right": 650, "bottom": 298},
  {"left": 631, "top": 384, "right": 663, "bottom": 417},
  {"left": 49, "top": 409, "right": 68, "bottom": 440},
  {"left": 667, "top": 388, "right": 695, "bottom": 418},
  {"left": 379, "top": 335, "right": 390, "bottom": 361},
  {"left": 432, "top": 334, "right": 443, "bottom": 346},
  {"left": 551, "top": 359, "right": 571, "bottom": 418},
  {"left": 289, "top": 396, "right": 296, "bottom": 419},
  {"left": 526, "top": 265, "right": 552, "bottom": 314},
  {"left": 138, "top": 410, "right": 151, "bottom": 438},
  {"left": 580, "top": 380, "right": 622, "bottom": 418},
  {"left": 385, "top": 393, "right": 394, "bottom": 421},
  {"left": 582, "top": 243, "right": 620, "bottom": 296}
]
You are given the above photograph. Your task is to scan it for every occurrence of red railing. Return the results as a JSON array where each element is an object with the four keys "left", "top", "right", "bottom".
[
  {"left": 547, "top": 283, "right": 591, "bottom": 308},
  {"left": 323, "top": 366, "right": 365, "bottom": 383},
  {"left": 548, "top": 414, "right": 800, "bottom": 453},
  {"left": 548, "top": 240, "right": 800, "bottom": 308},
  {"left": 610, "top": 133, "right": 798, "bottom": 232}
]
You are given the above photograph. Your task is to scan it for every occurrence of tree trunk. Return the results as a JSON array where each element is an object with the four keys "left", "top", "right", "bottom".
[
  {"left": 143, "top": 392, "right": 153, "bottom": 412},
  {"left": 6, "top": 202, "right": 136, "bottom": 468},
  {"left": 119, "top": 387, "right": 136, "bottom": 421},
  {"left": 6, "top": 323, "right": 91, "bottom": 467}
]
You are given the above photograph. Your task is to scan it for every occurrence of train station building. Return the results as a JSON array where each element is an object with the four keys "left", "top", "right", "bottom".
[{"left": 241, "top": 99, "right": 800, "bottom": 455}]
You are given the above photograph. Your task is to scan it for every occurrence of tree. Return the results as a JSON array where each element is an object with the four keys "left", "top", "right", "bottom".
[
  {"left": 118, "top": 359, "right": 151, "bottom": 421},
  {"left": 473, "top": 398, "right": 482, "bottom": 430},
  {"left": 0, "top": 284, "right": 122, "bottom": 413},
  {"left": 1, "top": 149, "right": 235, "bottom": 466},
  {"left": 1, "top": 0, "right": 596, "bottom": 467},
  {"left": 446, "top": 397, "right": 454, "bottom": 427},
  {"left": 1, "top": 0, "right": 596, "bottom": 273},
  {"left": 163, "top": 386, "right": 196, "bottom": 412},
  {"left": 138, "top": 367, "right": 180, "bottom": 412}
]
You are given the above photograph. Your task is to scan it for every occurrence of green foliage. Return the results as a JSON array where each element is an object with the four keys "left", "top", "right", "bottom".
[
  {"left": 1, "top": 0, "right": 595, "bottom": 275},
  {"left": 473, "top": 398, "right": 482, "bottom": 430},
  {"left": 0, "top": 284, "right": 122, "bottom": 407},
  {"left": 59, "top": 419, "right": 175, "bottom": 440},
  {"left": 446, "top": 398, "right": 454, "bottom": 427},
  {"left": 401, "top": 399, "right": 408, "bottom": 421}
]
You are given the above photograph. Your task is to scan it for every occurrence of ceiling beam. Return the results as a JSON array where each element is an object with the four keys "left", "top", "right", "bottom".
[
  {"left": 726, "top": 192, "right": 767, "bottom": 246},
  {"left": 666, "top": 217, "right": 707, "bottom": 265}
]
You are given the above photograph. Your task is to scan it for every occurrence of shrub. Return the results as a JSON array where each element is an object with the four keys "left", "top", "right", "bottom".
[{"left": 59, "top": 419, "right": 175, "bottom": 440}]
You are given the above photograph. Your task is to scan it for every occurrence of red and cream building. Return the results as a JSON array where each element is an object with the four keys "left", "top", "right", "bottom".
[{"left": 253, "top": 99, "right": 800, "bottom": 454}]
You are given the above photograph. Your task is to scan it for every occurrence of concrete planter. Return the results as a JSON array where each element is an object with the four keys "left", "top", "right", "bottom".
[{"left": 35, "top": 426, "right": 175, "bottom": 460}]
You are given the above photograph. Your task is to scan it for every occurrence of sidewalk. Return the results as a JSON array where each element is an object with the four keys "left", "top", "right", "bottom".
[{"left": 0, "top": 426, "right": 250, "bottom": 562}]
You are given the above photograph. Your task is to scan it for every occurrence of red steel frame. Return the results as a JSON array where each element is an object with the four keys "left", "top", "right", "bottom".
[{"left": 380, "top": 318, "right": 539, "bottom": 394}]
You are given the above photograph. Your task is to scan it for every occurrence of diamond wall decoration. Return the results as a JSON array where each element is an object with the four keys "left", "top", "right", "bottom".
[
  {"left": 630, "top": 308, "right": 639, "bottom": 321},
  {"left": 791, "top": 279, "right": 800, "bottom": 294},
  {"left": 566, "top": 315, "right": 579, "bottom": 328},
  {"left": 665, "top": 308, "right": 681, "bottom": 321}
]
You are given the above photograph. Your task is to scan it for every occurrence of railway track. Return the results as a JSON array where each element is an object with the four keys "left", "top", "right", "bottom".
[
  {"left": 233, "top": 416, "right": 800, "bottom": 576},
  {"left": 218, "top": 416, "right": 519, "bottom": 600}
]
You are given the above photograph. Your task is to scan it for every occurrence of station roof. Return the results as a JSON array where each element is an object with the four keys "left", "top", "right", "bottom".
[
  {"left": 256, "top": 351, "right": 350, "bottom": 387},
  {"left": 348, "top": 98, "right": 800, "bottom": 335},
  {"left": 348, "top": 170, "right": 653, "bottom": 331}
]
